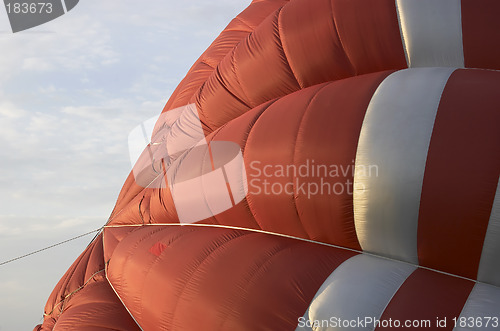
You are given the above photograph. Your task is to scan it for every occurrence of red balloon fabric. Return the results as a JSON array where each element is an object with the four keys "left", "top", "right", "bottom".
[{"left": 35, "top": 0, "right": 500, "bottom": 330}]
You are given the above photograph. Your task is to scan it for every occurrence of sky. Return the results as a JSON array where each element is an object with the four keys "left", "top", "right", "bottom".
[{"left": 0, "top": 1, "right": 248, "bottom": 329}]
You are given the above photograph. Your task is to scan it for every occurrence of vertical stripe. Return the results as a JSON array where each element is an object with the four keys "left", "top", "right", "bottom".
[
  {"left": 297, "top": 254, "right": 416, "bottom": 331},
  {"left": 377, "top": 268, "right": 474, "bottom": 330},
  {"left": 354, "top": 68, "right": 454, "bottom": 264},
  {"left": 417, "top": 69, "right": 500, "bottom": 279},
  {"left": 477, "top": 178, "right": 500, "bottom": 287},
  {"left": 395, "top": 0, "right": 464, "bottom": 68},
  {"left": 454, "top": 283, "right": 500, "bottom": 331},
  {"left": 330, "top": 0, "right": 407, "bottom": 75},
  {"left": 394, "top": 1, "right": 409, "bottom": 66},
  {"left": 292, "top": 72, "right": 390, "bottom": 250},
  {"left": 461, "top": 0, "right": 500, "bottom": 70}
]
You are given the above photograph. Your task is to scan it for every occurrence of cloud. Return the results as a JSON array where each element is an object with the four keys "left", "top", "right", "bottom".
[
  {"left": 38, "top": 85, "right": 64, "bottom": 94},
  {"left": 0, "top": 101, "right": 26, "bottom": 119},
  {"left": 0, "top": 1, "right": 250, "bottom": 330},
  {"left": 22, "top": 57, "right": 55, "bottom": 72},
  {"left": 0, "top": 15, "right": 118, "bottom": 89}
]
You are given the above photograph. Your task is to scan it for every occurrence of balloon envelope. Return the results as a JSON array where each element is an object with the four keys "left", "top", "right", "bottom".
[{"left": 35, "top": 0, "right": 500, "bottom": 330}]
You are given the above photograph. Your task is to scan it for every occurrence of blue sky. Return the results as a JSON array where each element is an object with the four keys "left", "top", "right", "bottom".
[{"left": 0, "top": 1, "right": 247, "bottom": 329}]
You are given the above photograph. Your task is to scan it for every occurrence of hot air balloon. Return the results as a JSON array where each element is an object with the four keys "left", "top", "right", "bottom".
[{"left": 35, "top": 0, "right": 500, "bottom": 330}]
